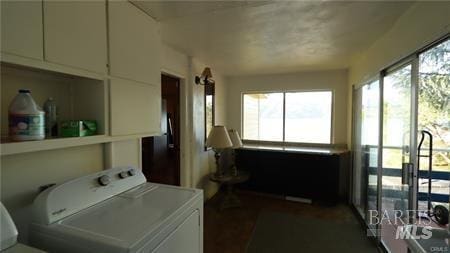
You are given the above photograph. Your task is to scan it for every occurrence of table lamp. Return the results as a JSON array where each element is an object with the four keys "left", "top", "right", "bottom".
[
  {"left": 228, "top": 129, "right": 243, "bottom": 176},
  {"left": 206, "top": 126, "right": 233, "bottom": 177}
]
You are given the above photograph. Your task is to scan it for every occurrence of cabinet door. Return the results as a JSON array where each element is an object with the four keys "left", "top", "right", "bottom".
[
  {"left": 43, "top": 0, "right": 107, "bottom": 74},
  {"left": 110, "top": 78, "right": 161, "bottom": 136},
  {"left": 1, "top": 0, "right": 43, "bottom": 60},
  {"left": 108, "top": 1, "right": 161, "bottom": 85}
]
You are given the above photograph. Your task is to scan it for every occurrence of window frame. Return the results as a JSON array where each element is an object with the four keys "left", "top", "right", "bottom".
[{"left": 241, "top": 89, "right": 334, "bottom": 145}]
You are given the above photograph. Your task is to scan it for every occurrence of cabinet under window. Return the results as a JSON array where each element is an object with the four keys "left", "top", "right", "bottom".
[{"left": 242, "top": 91, "right": 332, "bottom": 144}]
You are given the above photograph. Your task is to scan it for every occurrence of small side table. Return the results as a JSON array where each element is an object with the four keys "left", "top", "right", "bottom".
[{"left": 210, "top": 171, "right": 249, "bottom": 210}]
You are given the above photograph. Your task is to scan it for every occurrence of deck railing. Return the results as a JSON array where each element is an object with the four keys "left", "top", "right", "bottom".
[{"left": 361, "top": 145, "right": 450, "bottom": 204}]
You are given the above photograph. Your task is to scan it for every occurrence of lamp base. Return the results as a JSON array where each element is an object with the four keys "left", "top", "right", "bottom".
[
  {"left": 230, "top": 165, "right": 238, "bottom": 176},
  {"left": 214, "top": 151, "right": 223, "bottom": 177}
]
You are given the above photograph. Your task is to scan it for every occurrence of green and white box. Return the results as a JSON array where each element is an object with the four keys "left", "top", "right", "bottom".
[{"left": 60, "top": 120, "right": 97, "bottom": 137}]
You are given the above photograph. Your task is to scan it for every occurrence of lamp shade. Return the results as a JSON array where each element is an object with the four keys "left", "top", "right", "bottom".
[
  {"left": 201, "top": 67, "right": 213, "bottom": 78},
  {"left": 228, "top": 129, "right": 243, "bottom": 149},
  {"left": 206, "top": 126, "right": 232, "bottom": 149}
]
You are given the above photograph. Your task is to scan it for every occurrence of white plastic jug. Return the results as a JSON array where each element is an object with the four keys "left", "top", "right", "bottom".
[{"left": 8, "top": 89, "right": 45, "bottom": 141}]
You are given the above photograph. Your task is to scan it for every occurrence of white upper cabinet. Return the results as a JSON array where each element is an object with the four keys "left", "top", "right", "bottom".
[
  {"left": 1, "top": 0, "right": 44, "bottom": 60},
  {"left": 43, "top": 0, "right": 107, "bottom": 74},
  {"left": 108, "top": 1, "right": 161, "bottom": 85},
  {"left": 110, "top": 78, "right": 161, "bottom": 136}
]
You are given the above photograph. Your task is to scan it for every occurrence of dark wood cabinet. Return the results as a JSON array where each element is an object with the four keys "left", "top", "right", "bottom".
[{"left": 236, "top": 146, "right": 350, "bottom": 204}]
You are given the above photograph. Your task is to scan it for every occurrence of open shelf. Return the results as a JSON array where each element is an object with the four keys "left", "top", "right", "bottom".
[
  {"left": 0, "top": 62, "right": 165, "bottom": 156},
  {"left": 0, "top": 131, "right": 164, "bottom": 156},
  {"left": 1, "top": 62, "right": 109, "bottom": 156},
  {"left": 0, "top": 135, "right": 109, "bottom": 156}
]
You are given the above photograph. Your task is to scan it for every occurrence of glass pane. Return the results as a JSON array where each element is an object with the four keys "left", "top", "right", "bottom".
[
  {"left": 206, "top": 95, "right": 213, "bottom": 136},
  {"left": 382, "top": 64, "right": 412, "bottom": 253},
  {"left": 417, "top": 39, "right": 450, "bottom": 213},
  {"left": 243, "top": 93, "right": 283, "bottom": 141},
  {"left": 362, "top": 80, "right": 380, "bottom": 233},
  {"left": 285, "top": 91, "right": 332, "bottom": 143},
  {"left": 353, "top": 87, "right": 364, "bottom": 216},
  {"left": 352, "top": 81, "right": 380, "bottom": 235}
]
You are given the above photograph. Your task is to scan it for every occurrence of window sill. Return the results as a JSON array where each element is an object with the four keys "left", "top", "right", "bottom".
[{"left": 240, "top": 140, "right": 348, "bottom": 155}]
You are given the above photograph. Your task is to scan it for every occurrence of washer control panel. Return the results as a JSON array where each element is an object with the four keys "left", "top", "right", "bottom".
[
  {"left": 33, "top": 166, "right": 147, "bottom": 225},
  {"left": 96, "top": 167, "right": 139, "bottom": 185},
  {"left": 117, "top": 168, "right": 136, "bottom": 179}
]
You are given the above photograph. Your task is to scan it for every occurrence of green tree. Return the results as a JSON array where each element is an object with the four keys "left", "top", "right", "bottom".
[
  {"left": 418, "top": 40, "right": 449, "bottom": 168},
  {"left": 388, "top": 39, "right": 449, "bottom": 170}
]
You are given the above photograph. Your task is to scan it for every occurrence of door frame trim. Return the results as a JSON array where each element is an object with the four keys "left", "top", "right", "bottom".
[
  {"left": 161, "top": 69, "right": 189, "bottom": 187},
  {"left": 379, "top": 57, "right": 418, "bottom": 250},
  {"left": 410, "top": 56, "right": 419, "bottom": 218}
]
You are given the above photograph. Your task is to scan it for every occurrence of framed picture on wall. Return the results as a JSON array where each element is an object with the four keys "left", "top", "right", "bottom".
[{"left": 204, "top": 83, "right": 215, "bottom": 150}]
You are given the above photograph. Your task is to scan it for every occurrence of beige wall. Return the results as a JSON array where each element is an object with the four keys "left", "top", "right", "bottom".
[
  {"left": 189, "top": 57, "right": 227, "bottom": 199},
  {"left": 162, "top": 43, "right": 189, "bottom": 78},
  {"left": 349, "top": 2, "right": 450, "bottom": 85},
  {"left": 225, "top": 69, "right": 348, "bottom": 145},
  {"left": 106, "top": 139, "right": 141, "bottom": 169},
  {"left": 347, "top": 2, "right": 450, "bottom": 146},
  {"left": 0, "top": 144, "right": 104, "bottom": 242}
]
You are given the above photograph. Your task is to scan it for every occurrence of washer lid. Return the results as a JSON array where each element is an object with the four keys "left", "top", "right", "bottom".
[{"left": 54, "top": 184, "right": 200, "bottom": 248}]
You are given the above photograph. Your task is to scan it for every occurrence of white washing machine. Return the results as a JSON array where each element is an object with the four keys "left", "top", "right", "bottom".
[{"left": 29, "top": 167, "right": 203, "bottom": 253}]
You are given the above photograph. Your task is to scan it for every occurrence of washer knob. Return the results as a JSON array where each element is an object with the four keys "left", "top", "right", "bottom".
[
  {"left": 127, "top": 169, "right": 136, "bottom": 177},
  {"left": 97, "top": 175, "right": 110, "bottom": 186},
  {"left": 118, "top": 171, "right": 128, "bottom": 179}
]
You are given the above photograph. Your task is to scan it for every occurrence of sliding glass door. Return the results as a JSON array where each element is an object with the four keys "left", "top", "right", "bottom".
[
  {"left": 417, "top": 39, "right": 450, "bottom": 216},
  {"left": 352, "top": 80, "right": 380, "bottom": 234},
  {"left": 381, "top": 63, "right": 414, "bottom": 253},
  {"left": 352, "top": 63, "right": 416, "bottom": 252},
  {"left": 352, "top": 37, "right": 449, "bottom": 252}
]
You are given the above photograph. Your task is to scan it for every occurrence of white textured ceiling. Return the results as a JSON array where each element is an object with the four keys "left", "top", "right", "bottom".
[{"left": 133, "top": 1, "right": 414, "bottom": 76}]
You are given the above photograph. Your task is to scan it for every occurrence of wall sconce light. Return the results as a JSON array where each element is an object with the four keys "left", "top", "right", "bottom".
[{"left": 195, "top": 67, "right": 215, "bottom": 85}]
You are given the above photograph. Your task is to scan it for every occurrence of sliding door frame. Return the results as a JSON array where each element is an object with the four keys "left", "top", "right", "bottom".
[
  {"left": 380, "top": 57, "right": 419, "bottom": 253},
  {"left": 351, "top": 85, "right": 363, "bottom": 216},
  {"left": 351, "top": 77, "right": 381, "bottom": 237},
  {"left": 376, "top": 71, "right": 384, "bottom": 244},
  {"left": 410, "top": 56, "right": 419, "bottom": 218}
]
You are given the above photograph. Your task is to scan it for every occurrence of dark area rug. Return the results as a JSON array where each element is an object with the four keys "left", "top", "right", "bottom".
[{"left": 247, "top": 210, "right": 378, "bottom": 253}]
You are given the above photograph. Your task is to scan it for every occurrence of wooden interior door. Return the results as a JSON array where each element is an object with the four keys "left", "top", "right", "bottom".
[{"left": 142, "top": 75, "right": 180, "bottom": 186}]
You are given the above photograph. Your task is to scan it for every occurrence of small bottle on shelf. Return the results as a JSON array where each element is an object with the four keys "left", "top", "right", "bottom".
[{"left": 43, "top": 97, "right": 58, "bottom": 138}]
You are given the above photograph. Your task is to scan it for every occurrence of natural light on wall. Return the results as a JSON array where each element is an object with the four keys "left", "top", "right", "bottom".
[{"left": 242, "top": 91, "right": 332, "bottom": 144}]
